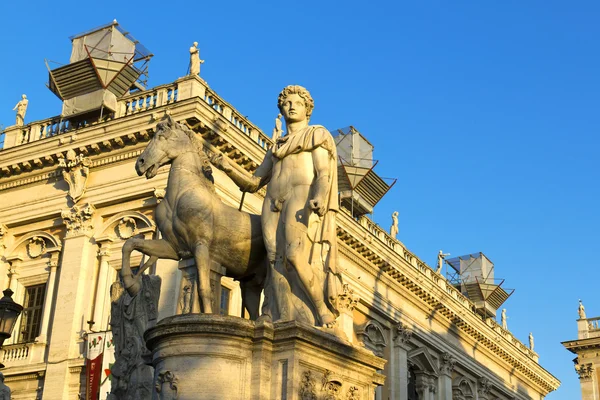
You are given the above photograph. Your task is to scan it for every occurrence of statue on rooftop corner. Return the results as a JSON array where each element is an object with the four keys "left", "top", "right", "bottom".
[
  {"left": 529, "top": 332, "right": 534, "bottom": 351},
  {"left": 436, "top": 250, "right": 450, "bottom": 273},
  {"left": 0, "top": 372, "right": 11, "bottom": 400},
  {"left": 578, "top": 299, "right": 586, "bottom": 319},
  {"left": 389, "top": 211, "right": 399, "bottom": 239},
  {"left": 272, "top": 113, "right": 283, "bottom": 141},
  {"left": 501, "top": 308, "right": 508, "bottom": 330},
  {"left": 189, "top": 41, "right": 204, "bottom": 76},
  {"left": 211, "top": 85, "right": 342, "bottom": 328},
  {"left": 13, "top": 94, "right": 28, "bottom": 126}
]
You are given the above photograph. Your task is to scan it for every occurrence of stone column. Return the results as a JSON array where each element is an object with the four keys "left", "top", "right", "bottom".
[
  {"left": 42, "top": 203, "right": 95, "bottom": 400},
  {"left": 438, "top": 352, "right": 455, "bottom": 400},
  {"left": 36, "top": 260, "right": 59, "bottom": 343},
  {"left": 576, "top": 363, "right": 596, "bottom": 400},
  {"left": 392, "top": 322, "right": 413, "bottom": 400},
  {"left": 91, "top": 248, "right": 111, "bottom": 331}
]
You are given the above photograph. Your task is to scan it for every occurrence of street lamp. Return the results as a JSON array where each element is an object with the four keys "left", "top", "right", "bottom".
[{"left": 0, "top": 289, "right": 23, "bottom": 348}]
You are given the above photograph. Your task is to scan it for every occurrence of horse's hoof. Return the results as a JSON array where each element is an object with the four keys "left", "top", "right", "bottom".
[{"left": 256, "top": 314, "right": 273, "bottom": 324}]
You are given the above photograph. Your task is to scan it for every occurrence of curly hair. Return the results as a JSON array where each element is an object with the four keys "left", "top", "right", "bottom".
[{"left": 277, "top": 85, "right": 314, "bottom": 120}]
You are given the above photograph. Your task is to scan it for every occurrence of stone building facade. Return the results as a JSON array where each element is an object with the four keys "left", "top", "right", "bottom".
[
  {"left": 563, "top": 309, "right": 600, "bottom": 399},
  {"left": 0, "top": 73, "right": 560, "bottom": 399}
]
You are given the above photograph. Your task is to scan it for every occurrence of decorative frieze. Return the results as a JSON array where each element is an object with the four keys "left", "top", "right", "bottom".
[{"left": 61, "top": 203, "right": 95, "bottom": 237}]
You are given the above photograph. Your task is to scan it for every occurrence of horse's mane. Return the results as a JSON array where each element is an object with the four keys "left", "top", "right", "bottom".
[{"left": 174, "top": 122, "right": 216, "bottom": 193}]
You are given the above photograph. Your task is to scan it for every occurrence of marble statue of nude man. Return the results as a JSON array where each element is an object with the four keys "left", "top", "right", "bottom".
[{"left": 212, "top": 85, "right": 341, "bottom": 327}]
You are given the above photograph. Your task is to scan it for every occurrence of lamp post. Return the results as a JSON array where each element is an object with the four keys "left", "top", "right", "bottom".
[{"left": 0, "top": 289, "right": 23, "bottom": 349}]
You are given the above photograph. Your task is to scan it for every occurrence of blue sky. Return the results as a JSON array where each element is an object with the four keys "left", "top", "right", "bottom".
[{"left": 1, "top": 1, "right": 598, "bottom": 398}]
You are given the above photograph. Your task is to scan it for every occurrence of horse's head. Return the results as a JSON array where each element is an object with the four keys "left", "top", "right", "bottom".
[{"left": 136, "top": 116, "right": 192, "bottom": 179}]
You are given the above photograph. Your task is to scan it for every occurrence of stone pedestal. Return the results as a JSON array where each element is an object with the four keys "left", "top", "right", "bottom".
[{"left": 145, "top": 314, "right": 386, "bottom": 400}]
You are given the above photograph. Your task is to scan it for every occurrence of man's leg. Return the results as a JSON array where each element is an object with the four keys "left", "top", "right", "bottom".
[{"left": 283, "top": 197, "right": 335, "bottom": 326}]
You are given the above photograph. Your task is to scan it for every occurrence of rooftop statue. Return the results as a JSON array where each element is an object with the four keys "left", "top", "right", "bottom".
[
  {"left": 189, "top": 42, "right": 204, "bottom": 76},
  {"left": 529, "top": 332, "right": 534, "bottom": 351},
  {"left": 389, "top": 211, "right": 399, "bottom": 239},
  {"left": 578, "top": 299, "right": 586, "bottom": 319},
  {"left": 272, "top": 113, "right": 283, "bottom": 142},
  {"left": 211, "top": 85, "right": 342, "bottom": 328},
  {"left": 12, "top": 94, "right": 28, "bottom": 126},
  {"left": 436, "top": 250, "right": 450, "bottom": 273},
  {"left": 129, "top": 116, "right": 267, "bottom": 317},
  {"left": 501, "top": 308, "right": 508, "bottom": 330}
]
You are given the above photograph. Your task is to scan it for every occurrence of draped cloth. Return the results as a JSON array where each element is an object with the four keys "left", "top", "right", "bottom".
[{"left": 272, "top": 125, "right": 342, "bottom": 318}]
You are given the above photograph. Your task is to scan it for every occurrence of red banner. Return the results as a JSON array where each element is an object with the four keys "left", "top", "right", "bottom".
[{"left": 86, "top": 353, "right": 103, "bottom": 399}]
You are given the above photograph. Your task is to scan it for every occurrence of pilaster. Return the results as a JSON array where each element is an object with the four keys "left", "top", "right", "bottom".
[
  {"left": 36, "top": 260, "right": 59, "bottom": 343},
  {"left": 576, "top": 363, "right": 596, "bottom": 400},
  {"left": 439, "top": 352, "right": 455, "bottom": 400},
  {"left": 42, "top": 203, "right": 96, "bottom": 400},
  {"left": 392, "top": 322, "right": 413, "bottom": 400}
]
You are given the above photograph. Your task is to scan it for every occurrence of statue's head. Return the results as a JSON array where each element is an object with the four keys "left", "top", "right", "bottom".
[
  {"left": 277, "top": 85, "right": 314, "bottom": 123},
  {"left": 21, "top": 94, "right": 27, "bottom": 99},
  {"left": 193, "top": 41, "right": 198, "bottom": 47}
]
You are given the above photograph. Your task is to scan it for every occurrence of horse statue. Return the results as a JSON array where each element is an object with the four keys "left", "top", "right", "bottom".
[{"left": 121, "top": 115, "right": 267, "bottom": 318}]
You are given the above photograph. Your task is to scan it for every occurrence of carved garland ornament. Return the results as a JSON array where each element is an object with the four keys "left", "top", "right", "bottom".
[
  {"left": 27, "top": 236, "right": 46, "bottom": 258},
  {"left": 117, "top": 217, "right": 138, "bottom": 240}
]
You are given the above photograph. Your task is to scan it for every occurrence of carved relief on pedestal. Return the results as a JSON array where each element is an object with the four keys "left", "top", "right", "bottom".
[
  {"left": 346, "top": 386, "right": 359, "bottom": 400},
  {"left": 299, "top": 369, "right": 361, "bottom": 400},
  {"left": 576, "top": 363, "right": 594, "bottom": 381},
  {"left": 155, "top": 370, "right": 178, "bottom": 399},
  {"left": 62, "top": 203, "right": 95, "bottom": 237},
  {"left": 299, "top": 370, "right": 318, "bottom": 400},
  {"left": 58, "top": 149, "right": 91, "bottom": 203}
]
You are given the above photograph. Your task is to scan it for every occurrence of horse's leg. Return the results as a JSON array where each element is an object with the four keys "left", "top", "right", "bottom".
[
  {"left": 193, "top": 242, "right": 213, "bottom": 313},
  {"left": 121, "top": 238, "right": 179, "bottom": 296},
  {"left": 240, "top": 279, "right": 262, "bottom": 321}
]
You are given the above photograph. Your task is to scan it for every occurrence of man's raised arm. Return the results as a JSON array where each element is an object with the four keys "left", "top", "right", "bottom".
[{"left": 211, "top": 151, "right": 272, "bottom": 193}]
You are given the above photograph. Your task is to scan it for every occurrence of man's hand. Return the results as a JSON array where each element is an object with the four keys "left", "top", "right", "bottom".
[
  {"left": 309, "top": 198, "right": 326, "bottom": 217},
  {"left": 210, "top": 153, "right": 232, "bottom": 173}
]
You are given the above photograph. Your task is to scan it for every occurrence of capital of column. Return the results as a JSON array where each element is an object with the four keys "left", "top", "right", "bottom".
[
  {"left": 477, "top": 377, "right": 492, "bottom": 396},
  {"left": 337, "top": 283, "right": 359, "bottom": 313},
  {"left": 97, "top": 248, "right": 111, "bottom": 260},
  {"left": 47, "top": 260, "right": 58, "bottom": 270},
  {"left": 394, "top": 321, "right": 413, "bottom": 348},
  {"left": 61, "top": 203, "right": 95, "bottom": 238},
  {"left": 440, "top": 352, "right": 456, "bottom": 376},
  {"left": 0, "top": 223, "right": 8, "bottom": 245},
  {"left": 576, "top": 363, "right": 594, "bottom": 382}
]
